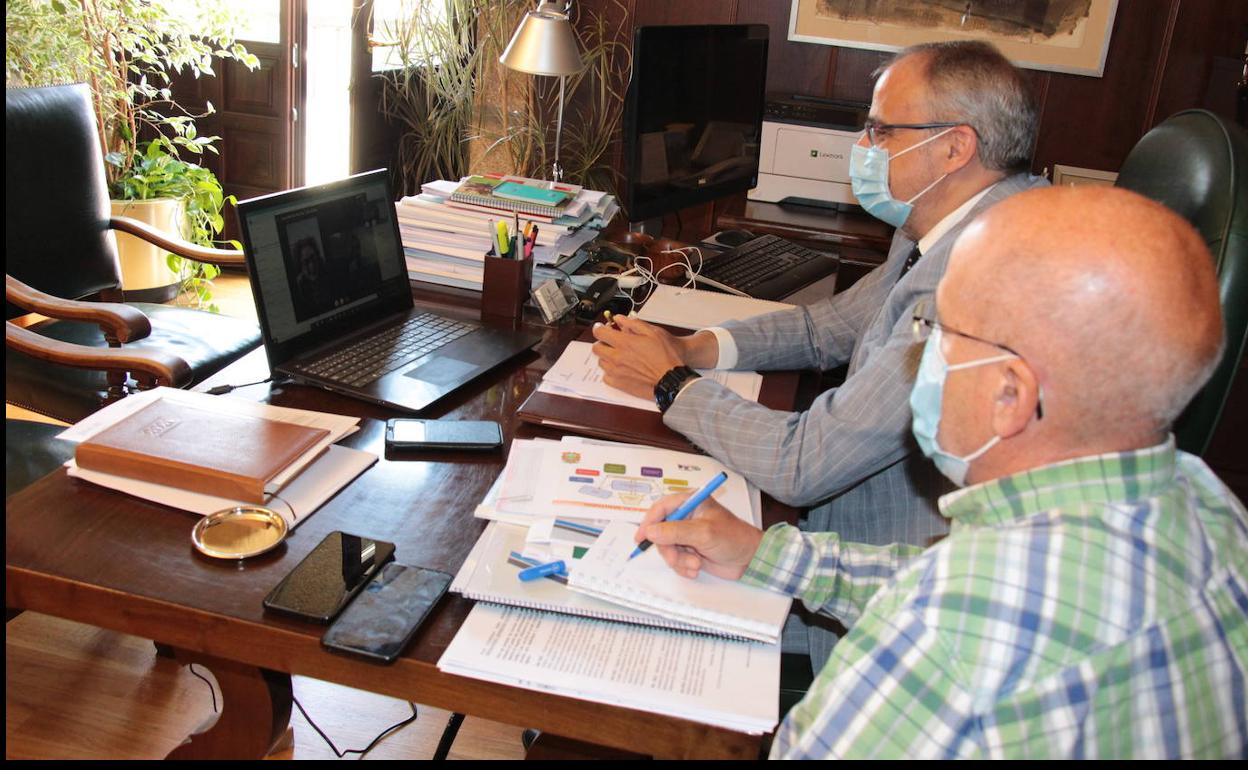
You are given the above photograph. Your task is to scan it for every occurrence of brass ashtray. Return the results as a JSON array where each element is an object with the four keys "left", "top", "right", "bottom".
[{"left": 192, "top": 506, "right": 288, "bottom": 560}]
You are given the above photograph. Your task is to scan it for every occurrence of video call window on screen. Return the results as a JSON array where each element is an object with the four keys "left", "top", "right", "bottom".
[{"left": 277, "top": 194, "right": 385, "bottom": 323}]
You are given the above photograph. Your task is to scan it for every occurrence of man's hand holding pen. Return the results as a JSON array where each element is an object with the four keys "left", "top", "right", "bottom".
[
  {"left": 633, "top": 490, "right": 764, "bottom": 581},
  {"left": 591, "top": 315, "right": 718, "bottom": 399}
]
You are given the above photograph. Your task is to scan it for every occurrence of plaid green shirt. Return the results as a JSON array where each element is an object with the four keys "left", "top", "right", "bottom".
[{"left": 743, "top": 439, "right": 1248, "bottom": 758}]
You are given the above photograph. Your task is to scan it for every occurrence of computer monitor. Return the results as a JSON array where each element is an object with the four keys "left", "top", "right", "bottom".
[{"left": 621, "top": 25, "right": 769, "bottom": 224}]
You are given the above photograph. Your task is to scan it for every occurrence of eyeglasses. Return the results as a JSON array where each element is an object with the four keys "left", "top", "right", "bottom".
[
  {"left": 862, "top": 119, "right": 963, "bottom": 148},
  {"left": 911, "top": 299, "right": 1044, "bottom": 419}
]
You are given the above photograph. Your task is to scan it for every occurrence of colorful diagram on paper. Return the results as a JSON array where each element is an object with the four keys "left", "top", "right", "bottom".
[{"left": 551, "top": 454, "right": 709, "bottom": 513}]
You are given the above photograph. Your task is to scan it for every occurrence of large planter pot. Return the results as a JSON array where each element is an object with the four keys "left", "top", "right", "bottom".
[{"left": 110, "top": 197, "right": 184, "bottom": 303}]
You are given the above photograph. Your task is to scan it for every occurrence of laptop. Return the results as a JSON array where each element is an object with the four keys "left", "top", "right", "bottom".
[{"left": 236, "top": 169, "right": 542, "bottom": 413}]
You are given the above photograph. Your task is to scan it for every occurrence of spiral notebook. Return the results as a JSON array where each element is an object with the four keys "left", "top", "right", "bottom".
[
  {"left": 567, "top": 521, "right": 791, "bottom": 644},
  {"left": 452, "top": 521, "right": 733, "bottom": 637},
  {"left": 450, "top": 175, "right": 578, "bottom": 218}
]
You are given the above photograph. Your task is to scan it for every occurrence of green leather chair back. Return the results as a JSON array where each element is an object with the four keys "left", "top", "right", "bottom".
[{"left": 1115, "top": 109, "right": 1248, "bottom": 456}]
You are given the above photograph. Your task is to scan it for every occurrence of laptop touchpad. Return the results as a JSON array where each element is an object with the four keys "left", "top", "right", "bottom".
[{"left": 404, "top": 357, "right": 479, "bottom": 386}]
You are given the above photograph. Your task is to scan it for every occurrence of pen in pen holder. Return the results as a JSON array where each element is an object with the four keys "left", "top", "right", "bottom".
[{"left": 481, "top": 241, "right": 533, "bottom": 324}]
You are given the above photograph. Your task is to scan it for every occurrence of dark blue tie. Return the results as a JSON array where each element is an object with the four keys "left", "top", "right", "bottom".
[{"left": 898, "top": 244, "right": 922, "bottom": 281}]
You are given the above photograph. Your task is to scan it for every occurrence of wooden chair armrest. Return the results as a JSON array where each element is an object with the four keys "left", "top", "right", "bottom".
[
  {"left": 6, "top": 275, "right": 151, "bottom": 343},
  {"left": 7, "top": 322, "right": 192, "bottom": 387},
  {"left": 110, "top": 215, "right": 247, "bottom": 267}
]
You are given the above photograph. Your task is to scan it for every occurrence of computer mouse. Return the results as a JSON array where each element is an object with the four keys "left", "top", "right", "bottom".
[{"left": 717, "top": 229, "right": 755, "bottom": 247}]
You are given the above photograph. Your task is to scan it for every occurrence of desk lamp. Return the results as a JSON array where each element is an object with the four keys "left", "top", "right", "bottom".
[{"left": 499, "top": 1, "right": 585, "bottom": 183}]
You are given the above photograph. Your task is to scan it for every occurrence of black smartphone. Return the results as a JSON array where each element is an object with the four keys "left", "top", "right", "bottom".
[
  {"left": 385, "top": 419, "right": 503, "bottom": 451},
  {"left": 321, "top": 563, "right": 453, "bottom": 663},
  {"left": 262, "top": 531, "right": 396, "bottom": 624}
]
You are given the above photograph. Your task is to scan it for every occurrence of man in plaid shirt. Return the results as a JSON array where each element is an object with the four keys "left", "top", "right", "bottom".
[{"left": 636, "top": 187, "right": 1248, "bottom": 758}]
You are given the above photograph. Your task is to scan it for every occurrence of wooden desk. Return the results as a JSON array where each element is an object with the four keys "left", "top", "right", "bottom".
[{"left": 5, "top": 290, "right": 802, "bottom": 760}]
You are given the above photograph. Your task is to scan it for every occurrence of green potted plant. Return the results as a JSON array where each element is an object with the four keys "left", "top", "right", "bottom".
[
  {"left": 372, "top": 0, "right": 629, "bottom": 195},
  {"left": 6, "top": 0, "right": 257, "bottom": 309}
]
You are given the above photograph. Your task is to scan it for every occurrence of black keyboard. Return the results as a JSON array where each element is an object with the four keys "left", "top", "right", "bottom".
[
  {"left": 298, "top": 313, "right": 478, "bottom": 388},
  {"left": 697, "top": 234, "right": 837, "bottom": 300}
]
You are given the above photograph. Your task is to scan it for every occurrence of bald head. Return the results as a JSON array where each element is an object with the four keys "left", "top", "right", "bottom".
[{"left": 942, "top": 186, "right": 1223, "bottom": 447}]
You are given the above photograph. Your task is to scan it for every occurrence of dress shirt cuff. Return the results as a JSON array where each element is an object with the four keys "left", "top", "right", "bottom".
[
  {"left": 703, "top": 327, "right": 739, "bottom": 369},
  {"left": 740, "top": 523, "right": 818, "bottom": 598}
]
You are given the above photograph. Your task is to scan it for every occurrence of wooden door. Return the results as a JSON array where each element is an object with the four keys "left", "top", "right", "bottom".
[{"left": 173, "top": 0, "right": 307, "bottom": 240}]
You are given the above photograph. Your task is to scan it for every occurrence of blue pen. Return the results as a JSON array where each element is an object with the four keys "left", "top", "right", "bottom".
[
  {"left": 630, "top": 471, "right": 729, "bottom": 560},
  {"left": 518, "top": 560, "right": 567, "bottom": 581}
]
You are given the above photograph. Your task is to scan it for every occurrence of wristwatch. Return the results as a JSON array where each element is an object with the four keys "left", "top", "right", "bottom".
[{"left": 654, "top": 366, "right": 701, "bottom": 414}]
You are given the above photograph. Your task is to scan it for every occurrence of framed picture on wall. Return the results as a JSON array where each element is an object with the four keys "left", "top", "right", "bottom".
[
  {"left": 788, "top": 0, "right": 1119, "bottom": 77},
  {"left": 1050, "top": 164, "right": 1118, "bottom": 187}
]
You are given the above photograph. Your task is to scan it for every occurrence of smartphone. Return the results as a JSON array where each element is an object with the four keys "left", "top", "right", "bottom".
[
  {"left": 321, "top": 563, "right": 453, "bottom": 663},
  {"left": 262, "top": 531, "right": 396, "bottom": 623},
  {"left": 385, "top": 419, "right": 503, "bottom": 451}
]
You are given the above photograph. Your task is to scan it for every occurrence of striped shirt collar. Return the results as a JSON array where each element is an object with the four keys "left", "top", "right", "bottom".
[{"left": 938, "top": 436, "right": 1179, "bottom": 528}]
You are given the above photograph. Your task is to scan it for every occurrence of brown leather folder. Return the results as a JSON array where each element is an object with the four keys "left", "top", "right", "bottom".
[
  {"left": 75, "top": 398, "right": 330, "bottom": 503},
  {"left": 516, "top": 369, "right": 801, "bottom": 452}
]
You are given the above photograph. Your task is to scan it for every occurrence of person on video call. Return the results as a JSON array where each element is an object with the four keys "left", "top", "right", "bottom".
[
  {"left": 633, "top": 186, "right": 1247, "bottom": 759},
  {"left": 594, "top": 40, "right": 1047, "bottom": 667}
]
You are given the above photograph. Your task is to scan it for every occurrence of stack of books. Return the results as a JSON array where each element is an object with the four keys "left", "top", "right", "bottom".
[{"left": 395, "top": 174, "right": 619, "bottom": 290}]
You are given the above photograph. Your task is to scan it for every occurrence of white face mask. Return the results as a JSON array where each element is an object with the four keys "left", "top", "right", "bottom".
[
  {"left": 910, "top": 328, "right": 1016, "bottom": 487},
  {"left": 849, "top": 127, "right": 955, "bottom": 228}
]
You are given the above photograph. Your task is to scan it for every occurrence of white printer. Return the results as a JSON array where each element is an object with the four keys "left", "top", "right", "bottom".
[{"left": 750, "top": 95, "right": 868, "bottom": 209}]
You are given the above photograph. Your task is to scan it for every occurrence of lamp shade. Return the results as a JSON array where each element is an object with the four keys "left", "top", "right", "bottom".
[{"left": 499, "top": 3, "right": 585, "bottom": 77}]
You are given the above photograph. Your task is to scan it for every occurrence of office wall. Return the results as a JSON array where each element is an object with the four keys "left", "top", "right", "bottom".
[{"left": 587, "top": 0, "right": 1246, "bottom": 232}]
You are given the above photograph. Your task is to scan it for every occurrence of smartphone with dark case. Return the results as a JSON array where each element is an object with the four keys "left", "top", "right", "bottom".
[
  {"left": 262, "top": 531, "right": 396, "bottom": 623},
  {"left": 385, "top": 419, "right": 503, "bottom": 451},
  {"left": 321, "top": 563, "right": 453, "bottom": 663}
]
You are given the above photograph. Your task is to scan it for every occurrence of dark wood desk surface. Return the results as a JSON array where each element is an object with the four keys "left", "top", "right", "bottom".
[{"left": 6, "top": 288, "right": 803, "bottom": 760}]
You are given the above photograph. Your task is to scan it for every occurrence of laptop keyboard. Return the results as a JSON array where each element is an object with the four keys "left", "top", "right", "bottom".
[
  {"left": 298, "top": 313, "right": 478, "bottom": 388},
  {"left": 698, "top": 234, "right": 837, "bottom": 300}
]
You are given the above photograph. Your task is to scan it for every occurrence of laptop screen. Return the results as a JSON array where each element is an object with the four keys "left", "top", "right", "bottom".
[{"left": 238, "top": 170, "right": 413, "bottom": 366}]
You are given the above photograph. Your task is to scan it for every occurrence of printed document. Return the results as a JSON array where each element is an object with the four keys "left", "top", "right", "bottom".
[
  {"left": 568, "top": 521, "right": 791, "bottom": 644},
  {"left": 438, "top": 602, "right": 780, "bottom": 734},
  {"left": 538, "top": 341, "right": 761, "bottom": 413}
]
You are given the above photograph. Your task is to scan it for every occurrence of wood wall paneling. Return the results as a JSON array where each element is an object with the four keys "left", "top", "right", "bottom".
[
  {"left": 1153, "top": 0, "right": 1248, "bottom": 128},
  {"left": 630, "top": 0, "right": 736, "bottom": 27},
  {"left": 736, "top": 0, "right": 833, "bottom": 97},
  {"left": 1030, "top": 1, "right": 1175, "bottom": 177}
]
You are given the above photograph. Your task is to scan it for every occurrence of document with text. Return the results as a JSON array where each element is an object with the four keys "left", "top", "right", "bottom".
[
  {"left": 538, "top": 341, "right": 762, "bottom": 413},
  {"left": 438, "top": 602, "right": 780, "bottom": 734}
]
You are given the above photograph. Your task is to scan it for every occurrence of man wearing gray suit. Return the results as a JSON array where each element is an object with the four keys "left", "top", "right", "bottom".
[{"left": 594, "top": 41, "right": 1047, "bottom": 667}]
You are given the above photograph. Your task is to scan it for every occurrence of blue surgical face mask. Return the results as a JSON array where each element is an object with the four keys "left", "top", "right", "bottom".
[
  {"left": 850, "top": 127, "right": 955, "bottom": 229},
  {"left": 910, "top": 328, "right": 1017, "bottom": 487}
]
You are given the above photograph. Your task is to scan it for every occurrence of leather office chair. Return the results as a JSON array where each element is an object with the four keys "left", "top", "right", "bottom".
[
  {"left": 5, "top": 84, "right": 262, "bottom": 425},
  {"left": 1114, "top": 109, "right": 1248, "bottom": 456}
]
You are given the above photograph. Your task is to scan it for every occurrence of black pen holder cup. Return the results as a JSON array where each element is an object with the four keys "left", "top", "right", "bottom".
[{"left": 481, "top": 253, "right": 533, "bottom": 323}]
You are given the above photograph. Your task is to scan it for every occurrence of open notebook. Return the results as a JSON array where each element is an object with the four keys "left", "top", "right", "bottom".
[
  {"left": 567, "top": 521, "right": 791, "bottom": 645},
  {"left": 452, "top": 521, "right": 715, "bottom": 635}
]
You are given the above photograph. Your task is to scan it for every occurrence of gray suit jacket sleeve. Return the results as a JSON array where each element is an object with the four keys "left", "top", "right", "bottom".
[{"left": 666, "top": 290, "right": 923, "bottom": 507}]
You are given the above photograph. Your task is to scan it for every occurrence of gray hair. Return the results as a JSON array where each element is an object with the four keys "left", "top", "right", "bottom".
[{"left": 880, "top": 41, "right": 1038, "bottom": 172}]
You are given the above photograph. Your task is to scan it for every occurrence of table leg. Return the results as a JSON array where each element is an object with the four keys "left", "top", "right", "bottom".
[{"left": 166, "top": 648, "right": 292, "bottom": 760}]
